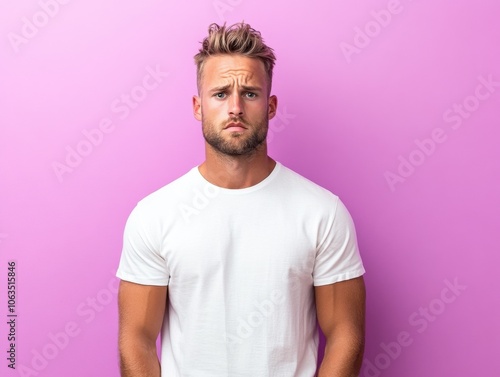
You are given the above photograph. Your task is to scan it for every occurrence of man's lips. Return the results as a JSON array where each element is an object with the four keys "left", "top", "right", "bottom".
[{"left": 224, "top": 122, "right": 247, "bottom": 131}]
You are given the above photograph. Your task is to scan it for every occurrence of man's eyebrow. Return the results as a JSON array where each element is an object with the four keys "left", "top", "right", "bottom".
[
  {"left": 241, "top": 85, "right": 262, "bottom": 92},
  {"left": 208, "top": 84, "right": 263, "bottom": 93},
  {"left": 209, "top": 84, "right": 231, "bottom": 93}
]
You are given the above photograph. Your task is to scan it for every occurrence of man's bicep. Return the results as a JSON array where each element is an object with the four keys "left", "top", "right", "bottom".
[
  {"left": 314, "top": 276, "right": 366, "bottom": 339},
  {"left": 118, "top": 280, "right": 167, "bottom": 343}
]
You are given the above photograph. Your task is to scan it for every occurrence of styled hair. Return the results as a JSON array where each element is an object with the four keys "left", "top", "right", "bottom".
[{"left": 194, "top": 22, "right": 276, "bottom": 93}]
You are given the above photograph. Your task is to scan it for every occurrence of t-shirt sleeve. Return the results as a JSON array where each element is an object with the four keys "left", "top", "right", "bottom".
[
  {"left": 116, "top": 203, "right": 170, "bottom": 286},
  {"left": 313, "top": 197, "right": 365, "bottom": 286}
]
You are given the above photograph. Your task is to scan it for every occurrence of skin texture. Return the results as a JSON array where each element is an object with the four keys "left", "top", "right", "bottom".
[
  {"left": 192, "top": 54, "right": 278, "bottom": 188},
  {"left": 118, "top": 53, "right": 366, "bottom": 376},
  {"left": 315, "top": 277, "right": 366, "bottom": 377},
  {"left": 118, "top": 281, "right": 167, "bottom": 377}
]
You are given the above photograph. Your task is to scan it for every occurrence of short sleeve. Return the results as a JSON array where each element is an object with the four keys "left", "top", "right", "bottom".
[
  {"left": 313, "top": 198, "right": 365, "bottom": 286},
  {"left": 116, "top": 203, "right": 170, "bottom": 286}
]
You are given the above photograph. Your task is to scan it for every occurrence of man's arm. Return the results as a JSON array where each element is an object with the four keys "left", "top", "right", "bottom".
[
  {"left": 315, "top": 276, "right": 366, "bottom": 377},
  {"left": 118, "top": 280, "right": 167, "bottom": 377}
]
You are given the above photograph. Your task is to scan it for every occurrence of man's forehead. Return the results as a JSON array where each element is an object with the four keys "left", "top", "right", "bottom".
[{"left": 203, "top": 55, "right": 266, "bottom": 83}]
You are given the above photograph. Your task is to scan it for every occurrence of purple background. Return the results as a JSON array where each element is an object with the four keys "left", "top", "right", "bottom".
[{"left": 1, "top": 0, "right": 499, "bottom": 376}]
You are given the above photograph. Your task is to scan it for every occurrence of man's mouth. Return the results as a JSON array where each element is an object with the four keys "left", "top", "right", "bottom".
[{"left": 224, "top": 122, "right": 247, "bottom": 131}]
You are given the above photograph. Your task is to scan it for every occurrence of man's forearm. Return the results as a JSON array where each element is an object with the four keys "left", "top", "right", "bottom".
[
  {"left": 120, "top": 341, "right": 161, "bottom": 377},
  {"left": 317, "top": 336, "right": 364, "bottom": 377}
]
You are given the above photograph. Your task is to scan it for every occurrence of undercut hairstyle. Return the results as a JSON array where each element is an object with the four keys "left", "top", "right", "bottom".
[{"left": 194, "top": 22, "right": 276, "bottom": 94}]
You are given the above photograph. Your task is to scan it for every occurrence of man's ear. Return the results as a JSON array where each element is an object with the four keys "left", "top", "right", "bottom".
[
  {"left": 268, "top": 95, "right": 278, "bottom": 120},
  {"left": 193, "top": 95, "right": 202, "bottom": 121}
]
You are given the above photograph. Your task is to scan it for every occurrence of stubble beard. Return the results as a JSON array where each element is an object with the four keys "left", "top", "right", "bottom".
[{"left": 202, "top": 116, "right": 269, "bottom": 157}]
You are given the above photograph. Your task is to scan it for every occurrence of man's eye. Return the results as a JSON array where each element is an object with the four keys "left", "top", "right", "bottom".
[
  {"left": 215, "top": 93, "right": 226, "bottom": 99},
  {"left": 245, "top": 92, "right": 257, "bottom": 98}
]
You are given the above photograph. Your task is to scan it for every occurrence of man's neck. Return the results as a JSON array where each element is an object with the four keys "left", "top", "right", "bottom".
[{"left": 198, "top": 145, "right": 276, "bottom": 189}]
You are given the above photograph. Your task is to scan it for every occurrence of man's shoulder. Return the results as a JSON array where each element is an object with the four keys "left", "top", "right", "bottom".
[
  {"left": 136, "top": 166, "right": 198, "bottom": 208},
  {"left": 278, "top": 163, "right": 339, "bottom": 203}
]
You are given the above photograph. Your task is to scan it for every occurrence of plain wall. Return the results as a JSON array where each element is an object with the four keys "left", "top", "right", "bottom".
[{"left": 1, "top": 0, "right": 499, "bottom": 376}]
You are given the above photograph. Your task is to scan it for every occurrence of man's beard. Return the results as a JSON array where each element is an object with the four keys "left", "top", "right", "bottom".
[{"left": 202, "top": 116, "right": 268, "bottom": 156}]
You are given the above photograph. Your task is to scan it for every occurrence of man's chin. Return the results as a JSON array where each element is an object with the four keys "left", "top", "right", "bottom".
[
  {"left": 203, "top": 128, "right": 267, "bottom": 156},
  {"left": 210, "top": 140, "right": 266, "bottom": 157}
]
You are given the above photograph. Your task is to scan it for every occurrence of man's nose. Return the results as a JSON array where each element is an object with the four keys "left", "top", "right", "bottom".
[{"left": 228, "top": 94, "right": 243, "bottom": 117}]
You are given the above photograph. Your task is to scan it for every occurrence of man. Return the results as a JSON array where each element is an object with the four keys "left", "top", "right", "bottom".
[{"left": 117, "top": 22, "right": 366, "bottom": 377}]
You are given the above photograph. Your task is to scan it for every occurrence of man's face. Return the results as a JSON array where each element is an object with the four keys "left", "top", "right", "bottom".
[{"left": 193, "top": 54, "right": 277, "bottom": 157}]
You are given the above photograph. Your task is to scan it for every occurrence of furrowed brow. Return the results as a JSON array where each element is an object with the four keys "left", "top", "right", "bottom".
[
  {"left": 241, "top": 85, "right": 262, "bottom": 92},
  {"left": 208, "top": 84, "right": 263, "bottom": 94},
  {"left": 209, "top": 84, "right": 231, "bottom": 94}
]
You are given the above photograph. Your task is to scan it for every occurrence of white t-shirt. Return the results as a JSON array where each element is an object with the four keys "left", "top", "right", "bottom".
[{"left": 116, "top": 161, "right": 365, "bottom": 377}]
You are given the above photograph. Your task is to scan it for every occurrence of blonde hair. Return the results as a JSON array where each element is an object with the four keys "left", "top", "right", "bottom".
[{"left": 194, "top": 22, "right": 276, "bottom": 93}]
